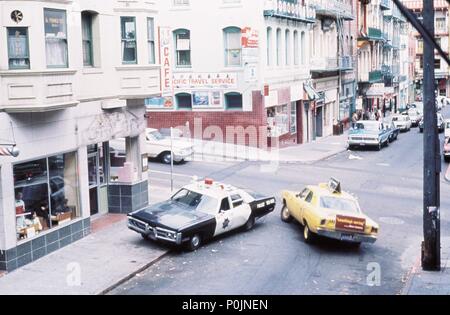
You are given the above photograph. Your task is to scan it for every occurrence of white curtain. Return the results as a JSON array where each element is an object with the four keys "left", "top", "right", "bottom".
[{"left": 46, "top": 38, "right": 67, "bottom": 67}]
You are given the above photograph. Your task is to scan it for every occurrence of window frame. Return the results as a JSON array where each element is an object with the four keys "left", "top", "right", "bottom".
[
  {"left": 7, "top": 27, "right": 30, "bottom": 70},
  {"left": 174, "top": 29, "right": 192, "bottom": 67},
  {"left": 147, "top": 17, "right": 156, "bottom": 64},
  {"left": 121, "top": 16, "right": 138, "bottom": 64},
  {"left": 224, "top": 92, "right": 243, "bottom": 110},
  {"left": 81, "top": 11, "right": 94, "bottom": 67},
  {"left": 223, "top": 26, "right": 242, "bottom": 67},
  {"left": 44, "top": 8, "right": 69, "bottom": 68}
]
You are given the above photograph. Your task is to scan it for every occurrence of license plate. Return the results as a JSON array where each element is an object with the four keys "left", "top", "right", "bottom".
[{"left": 341, "top": 234, "right": 354, "bottom": 241}]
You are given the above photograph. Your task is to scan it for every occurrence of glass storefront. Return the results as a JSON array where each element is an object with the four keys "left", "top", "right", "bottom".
[
  {"left": 267, "top": 105, "right": 289, "bottom": 138},
  {"left": 14, "top": 152, "right": 80, "bottom": 241}
]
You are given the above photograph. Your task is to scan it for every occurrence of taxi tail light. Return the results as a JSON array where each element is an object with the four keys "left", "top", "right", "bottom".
[{"left": 204, "top": 178, "right": 214, "bottom": 185}]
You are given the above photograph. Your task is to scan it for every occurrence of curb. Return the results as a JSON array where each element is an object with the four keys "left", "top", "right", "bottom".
[
  {"left": 98, "top": 250, "right": 171, "bottom": 295},
  {"left": 399, "top": 256, "right": 422, "bottom": 295},
  {"left": 192, "top": 147, "right": 348, "bottom": 165}
]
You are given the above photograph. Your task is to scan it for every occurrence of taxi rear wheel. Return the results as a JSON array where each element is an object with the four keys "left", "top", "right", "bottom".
[
  {"left": 303, "top": 224, "right": 315, "bottom": 244},
  {"left": 281, "top": 205, "right": 293, "bottom": 223}
]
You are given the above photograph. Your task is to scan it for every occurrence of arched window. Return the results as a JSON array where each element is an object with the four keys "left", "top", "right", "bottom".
[
  {"left": 173, "top": 29, "right": 191, "bottom": 67},
  {"left": 225, "top": 92, "right": 243, "bottom": 110},
  {"left": 293, "top": 31, "right": 299, "bottom": 66},
  {"left": 223, "top": 27, "right": 242, "bottom": 67},
  {"left": 267, "top": 27, "right": 273, "bottom": 66},
  {"left": 276, "top": 28, "right": 281, "bottom": 66},
  {"left": 175, "top": 93, "right": 192, "bottom": 110}
]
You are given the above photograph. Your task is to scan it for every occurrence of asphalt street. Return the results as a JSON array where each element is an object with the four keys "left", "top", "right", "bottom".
[{"left": 111, "top": 107, "right": 450, "bottom": 295}]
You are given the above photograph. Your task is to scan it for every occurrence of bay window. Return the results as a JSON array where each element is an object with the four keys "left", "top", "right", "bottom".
[
  {"left": 44, "top": 8, "right": 68, "bottom": 68},
  {"left": 7, "top": 27, "right": 30, "bottom": 69},
  {"left": 121, "top": 16, "right": 137, "bottom": 64}
]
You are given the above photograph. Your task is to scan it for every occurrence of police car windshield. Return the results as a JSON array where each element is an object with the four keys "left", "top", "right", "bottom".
[
  {"left": 171, "top": 189, "right": 218, "bottom": 213},
  {"left": 320, "top": 197, "right": 359, "bottom": 213}
]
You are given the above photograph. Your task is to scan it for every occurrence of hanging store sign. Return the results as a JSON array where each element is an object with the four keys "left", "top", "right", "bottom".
[
  {"left": 159, "top": 27, "right": 173, "bottom": 97},
  {"left": 241, "top": 27, "right": 259, "bottom": 48}
]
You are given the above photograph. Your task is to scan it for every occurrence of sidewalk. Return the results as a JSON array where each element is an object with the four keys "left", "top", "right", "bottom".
[
  {"left": 0, "top": 214, "right": 169, "bottom": 295},
  {"left": 191, "top": 132, "right": 349, "bottom": 164},
  {"left": 401, "top": 238, "right": 450, "bottom": 295}
]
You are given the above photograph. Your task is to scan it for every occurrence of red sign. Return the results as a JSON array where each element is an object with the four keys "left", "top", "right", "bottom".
[
  {"left": 159, "top": 27, "right": 173, "bottom": 97},
  {"left": 335, "top": 215, "right": 366, "bottom": 233},
  {"left": 241, "top": 27, "right": 259, "bottom": 48}
]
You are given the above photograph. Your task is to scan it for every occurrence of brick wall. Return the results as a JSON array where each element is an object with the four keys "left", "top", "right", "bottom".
[{"left": 147, "top": 91, "right": 269, "bottom": 148}]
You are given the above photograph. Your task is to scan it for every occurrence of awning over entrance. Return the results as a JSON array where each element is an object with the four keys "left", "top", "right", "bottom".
[{"left": 304, "top": 83, "right": 320, "bottom": 100}]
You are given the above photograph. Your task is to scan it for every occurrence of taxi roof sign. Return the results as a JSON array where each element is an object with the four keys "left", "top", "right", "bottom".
[{"left": 327, "top": 178, "right": 341, "bottom": 194}]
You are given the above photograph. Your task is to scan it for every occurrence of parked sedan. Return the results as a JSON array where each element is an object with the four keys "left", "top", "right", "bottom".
[
  {"left": 391, "top": 115, "right": 412, "bottom": 132},
  {"left": 419, "top": 113, "right": 445, "bottom": 133},
  {"left": 348, "top": 121, "right": 390, "bottom": 151},
  {"left": 404, "top": 108, "right": 422, "bottom": 127},
  {"left": 384, "top": 121, "right": 400, "bottom": 142}
]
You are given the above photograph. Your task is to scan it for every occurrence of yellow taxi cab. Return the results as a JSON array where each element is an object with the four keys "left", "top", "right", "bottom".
[{"left": 281, "top": 178, "right": 379, "bottom": 246}]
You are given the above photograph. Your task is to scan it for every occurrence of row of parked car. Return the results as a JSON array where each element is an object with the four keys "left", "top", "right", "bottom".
[{"left": 348, "top": 101, "right": 450, "bottom": 153}]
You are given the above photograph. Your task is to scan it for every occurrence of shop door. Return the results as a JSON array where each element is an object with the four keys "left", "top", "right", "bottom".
[
  {"left": 316, "top": 107, "right": 323, "bottom": 138},
  {"left": 88, "top": 154, "right": 99, "bottom": 216},
  {"left": 88, "top": 144, "right": 109, "bottom": 216}
]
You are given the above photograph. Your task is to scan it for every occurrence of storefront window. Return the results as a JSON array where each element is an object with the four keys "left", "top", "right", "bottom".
[
  {"left": 267, "top": 105, "right": 289, "bottom": 138},
  {"left": 290, "top": 102, "right": 297, "bottom": 134},
  {"left": 14, "top": 152, "right": 80, "bottom": 241},
  {"left": 108, "top": 138, "right": 127, "bottom": 182}
]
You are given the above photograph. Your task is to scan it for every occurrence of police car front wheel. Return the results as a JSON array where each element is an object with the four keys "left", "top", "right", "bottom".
[{"left": 187, "top": 234, "right": 202, "bottom": 251}]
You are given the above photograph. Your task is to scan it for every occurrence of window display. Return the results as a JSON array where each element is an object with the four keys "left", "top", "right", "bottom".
[
  {"left": 267, "top": 105, "right": 289, "bottom": 137},
  {"left": 13, "top": 152, "right": 80, "bottom": 241}
]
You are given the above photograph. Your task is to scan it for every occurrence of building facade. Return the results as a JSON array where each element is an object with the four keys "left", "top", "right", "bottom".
[
  {"left": 146, "top": 0, "right": 319, "bottom": 148},
  {"left": 357, "top": 0, "right": 399, "bottom": 114},
  {"left": 0, "top": 0, "right": 159, "bottom": 271},
  {"left": 147, "top": 0, "right": 359, "bottom": 148},
  {"left": 404, "top": 0, "right": 450, "bottom": 99},
  {"left": 310, "top": 0, "right": 356, "bottom": 139}
]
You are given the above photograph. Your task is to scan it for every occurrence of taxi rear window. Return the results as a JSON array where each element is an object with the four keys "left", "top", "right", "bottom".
[{"left": 320, "top": 197, "right": 359, "bottom": 213}]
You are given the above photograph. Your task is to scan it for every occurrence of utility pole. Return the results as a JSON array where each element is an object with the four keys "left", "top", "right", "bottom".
[{"left": 421, "top": 0, "right": 441, "bottom": 271}]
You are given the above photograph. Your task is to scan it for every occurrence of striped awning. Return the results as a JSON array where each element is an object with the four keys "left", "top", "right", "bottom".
[{"left": 0, "top": 146, "right": 19, "bottom": 157}]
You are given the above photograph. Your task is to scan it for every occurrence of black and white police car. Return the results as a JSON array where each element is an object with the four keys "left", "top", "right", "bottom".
[{"left": 127, "top": 178, "right": 276, "bottom": 251}]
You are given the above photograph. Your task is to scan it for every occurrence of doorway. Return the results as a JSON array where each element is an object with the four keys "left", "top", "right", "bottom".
[
  {"left": 88, "top": 143, "right": 109, "bottom": 216},
  {"left": 316, "top": 106, "right": 323, "bottom": 138}
]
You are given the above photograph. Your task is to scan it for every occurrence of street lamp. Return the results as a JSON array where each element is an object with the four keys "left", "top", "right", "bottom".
[{"left": 0, "top": 144, "right": 20, "bottom": 157}]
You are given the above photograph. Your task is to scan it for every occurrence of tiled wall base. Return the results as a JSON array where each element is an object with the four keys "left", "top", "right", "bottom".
[
  {"left": 108, "top": 180, "right": 149, "bottom": 214},
  {"left": 0, "top": 218, "right": 91, "bottom": 272}
]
